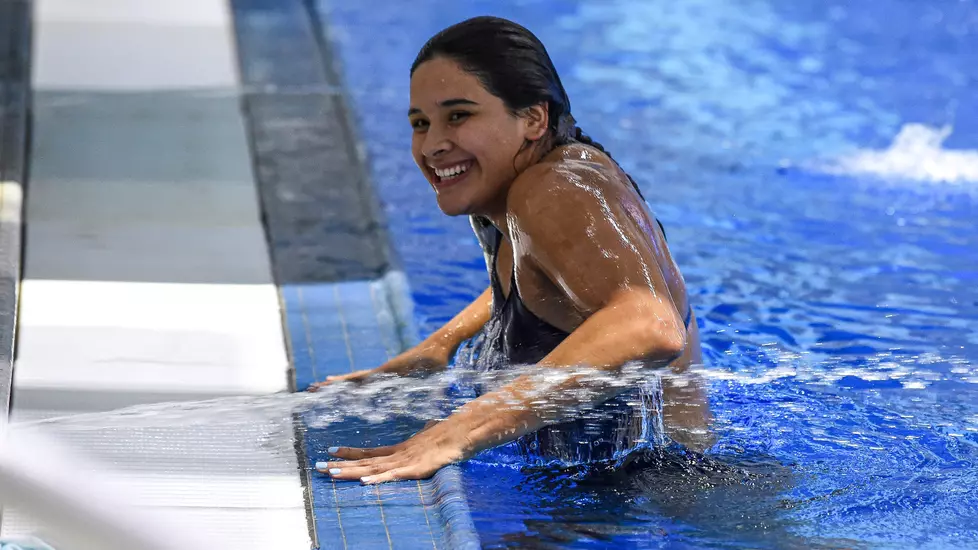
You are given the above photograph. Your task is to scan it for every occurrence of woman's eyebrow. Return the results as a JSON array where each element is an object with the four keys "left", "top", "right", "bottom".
[
  {"left": 408, "top": 98, "right": 479, "bottom": 116},
  {"left": 439, "top": 98, "right": 479, "bottom": 107}
]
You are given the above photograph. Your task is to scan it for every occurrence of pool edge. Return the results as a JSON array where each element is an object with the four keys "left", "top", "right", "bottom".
[{"left": 229, "top": 0, "right": 481, "bottom": 547}]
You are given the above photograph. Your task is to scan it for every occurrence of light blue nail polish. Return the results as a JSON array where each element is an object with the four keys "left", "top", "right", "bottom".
[
  {"left": 329, "top": 468, "right": 342, "bottom": 476},
  {"left": 315, "top": 461, "right": 329, "bottom": 471},
  {"left": 328, "top": 446, "right": 340, "bottom": 454}
]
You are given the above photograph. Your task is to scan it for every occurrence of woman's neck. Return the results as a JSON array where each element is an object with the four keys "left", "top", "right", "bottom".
[
  {"left": 478, "top": 137, "right": 561, "bottom": 235},
  {"left": 477, "top": 187, "right": 509, "bottom": 235}
]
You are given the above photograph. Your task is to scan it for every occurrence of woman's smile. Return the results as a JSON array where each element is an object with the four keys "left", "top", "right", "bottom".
[{"left": 428, "top": 159, "right": 476, "bottom": 190}]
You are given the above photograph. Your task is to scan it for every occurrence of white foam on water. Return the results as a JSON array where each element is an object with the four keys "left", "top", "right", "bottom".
[{"left": 817, "top": 124, "right": 978, "bottom": 183}]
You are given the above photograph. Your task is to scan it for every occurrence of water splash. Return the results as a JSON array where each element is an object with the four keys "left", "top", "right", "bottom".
[
  {"left": 7, "top": 347, "right": 975, "bottom": 547},
  {"left": 13, "top": 347, "right": 974, "bottom": 457},
  {"left": 817, "top": 124, "right": 978, "bottom": 183}
]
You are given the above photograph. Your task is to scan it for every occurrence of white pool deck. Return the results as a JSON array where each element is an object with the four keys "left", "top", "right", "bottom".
[{"left": 1, "top": 1, "right": 312, "bottom": 547}]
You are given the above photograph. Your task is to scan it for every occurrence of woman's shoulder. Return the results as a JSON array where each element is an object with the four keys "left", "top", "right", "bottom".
[
  {"left": 507, "top": 145, "right": 622, "bottom": 214},
  {"left": 545, "top": 142, "right": 620, "bottom": 176}
]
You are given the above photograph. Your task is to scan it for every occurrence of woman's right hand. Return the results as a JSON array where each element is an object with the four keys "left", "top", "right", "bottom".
[{"left": 307, "top": 340, "right": 454, "bottom": 391}]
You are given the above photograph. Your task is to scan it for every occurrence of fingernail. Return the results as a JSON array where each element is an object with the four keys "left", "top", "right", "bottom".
[
  {"left": 315, "top": 461, "right": 328, "bottom": 471},
  {"left": 329, "top": 468, "right": 342, "bottom": 476},
  {"left": 361, "top": 476, "right": 371, "bottom": 483},
  {"left": 328, "top": 446, "right": 340, "bottom": 454}
]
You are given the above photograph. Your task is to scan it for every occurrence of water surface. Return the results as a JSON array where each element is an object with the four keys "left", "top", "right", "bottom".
[{"left": 317, "top": 0, "right": 978, "bottom": 546}]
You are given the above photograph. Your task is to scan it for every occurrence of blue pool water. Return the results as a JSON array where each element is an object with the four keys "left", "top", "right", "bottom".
[{"left": 314, "top": 0, "right": 978, "bottom": 547}]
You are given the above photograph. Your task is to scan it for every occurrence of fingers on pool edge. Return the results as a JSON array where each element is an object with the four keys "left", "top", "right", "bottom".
[
  {"left": 307, "top": 373, "right": 355, "bottom": 391},
  {"left": 329, "top": 445, "right": 398, "bottom": 460},
  {"left": 315, "top": 460, "right": 392, "bottom": 480}
]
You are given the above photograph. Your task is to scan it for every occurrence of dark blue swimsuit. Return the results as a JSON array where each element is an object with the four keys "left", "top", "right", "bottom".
[{"left": 467, "top": 215, "right": 692, "bottom": 466}]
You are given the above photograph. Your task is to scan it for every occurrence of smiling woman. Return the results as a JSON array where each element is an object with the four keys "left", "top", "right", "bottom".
[{"left": 312, "top": 15, "right": 713, "bottom": 484}]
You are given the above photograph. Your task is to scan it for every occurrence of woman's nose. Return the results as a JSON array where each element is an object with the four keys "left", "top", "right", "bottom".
[{"left": 422, "top": 128, "right": 452, "bottom": 159}]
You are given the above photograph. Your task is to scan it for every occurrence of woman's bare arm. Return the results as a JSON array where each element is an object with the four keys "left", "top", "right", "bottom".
[
  {"left": 310, "top": 285, "right": 492, "bottom": 387},
  {"left": 320, "top": 165, "right": 696, "bottom": 482},
  {"left": 418, "top": 284, "right": 493, "bottom": 367}
]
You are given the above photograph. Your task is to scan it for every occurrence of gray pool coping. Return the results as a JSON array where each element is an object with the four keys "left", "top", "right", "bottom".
[{"left": 0, "top": 0, "right": 31, "bottom": 427}]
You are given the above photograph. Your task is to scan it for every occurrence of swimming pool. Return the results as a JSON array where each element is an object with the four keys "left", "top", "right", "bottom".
[{"left": 314, "top": 0, "right": 978, "bottom": 547}]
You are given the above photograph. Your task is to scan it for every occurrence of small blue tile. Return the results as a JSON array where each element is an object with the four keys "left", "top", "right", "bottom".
[
  {"left": 311, "top": 345, "right": 355, "bottom": 377},
  {"left": 335, "top": 281, "right": 374, "bottom": 305},
  {"left": 326, "top": 501, "right": 383, "bottom": 528},
  {"left": 344, "top": 324, "right": 383, "bottom": 341},
  {"left": 350, "top": 349, "right": 390, "bottom": 371},
  {"left": 304, "top": 312, "right": 347, "bottom": 335},
  {"left": 296, "top": 283, "right": 340, "bottom": 312},
  {"left": 343, "top": 305, "right": 382, "bottom": 328}
]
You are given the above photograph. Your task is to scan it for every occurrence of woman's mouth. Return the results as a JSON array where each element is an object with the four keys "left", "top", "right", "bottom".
[{"left": 431, "top": 160, "right": 474, "bottom": 188}]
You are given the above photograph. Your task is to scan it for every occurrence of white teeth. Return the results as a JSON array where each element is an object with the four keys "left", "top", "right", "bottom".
[{"left": 434, "top": 163, "right": 469, "bottom": 179}]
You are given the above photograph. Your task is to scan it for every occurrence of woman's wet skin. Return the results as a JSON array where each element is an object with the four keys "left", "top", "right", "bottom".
[{"left": 318, "top": 54, "right": 712, "bottom": 483}]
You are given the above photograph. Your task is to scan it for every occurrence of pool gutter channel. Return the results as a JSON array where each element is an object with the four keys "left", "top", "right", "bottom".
[{"left": 230, "top": 0, "right": 479, "bottom": 547}]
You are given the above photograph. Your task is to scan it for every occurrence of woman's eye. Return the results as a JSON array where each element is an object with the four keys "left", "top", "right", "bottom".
[
  {"left": 411, "top": 119, "right": 429, "bottom": 131},
  {"left": 449, "top": 111, "right": 470, "bottom": 123}
]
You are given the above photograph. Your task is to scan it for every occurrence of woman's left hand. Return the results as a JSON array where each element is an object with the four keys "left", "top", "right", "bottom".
[{"left": 316, "top": 421, "right": 468, "bottom": 484}]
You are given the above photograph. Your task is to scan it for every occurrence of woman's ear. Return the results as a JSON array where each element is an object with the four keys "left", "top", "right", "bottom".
[{"left": 522, "top": 103, "right": 550, "bottom": 141}]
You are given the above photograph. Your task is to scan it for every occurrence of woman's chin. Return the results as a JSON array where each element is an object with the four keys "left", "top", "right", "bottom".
[{"left": 435, "top": 195, "right": 472, "bottom": 217}]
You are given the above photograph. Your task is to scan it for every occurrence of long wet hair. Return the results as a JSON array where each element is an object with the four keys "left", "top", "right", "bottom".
[{"left": 411, "top": 16, "right": 646, "bottom": 200}]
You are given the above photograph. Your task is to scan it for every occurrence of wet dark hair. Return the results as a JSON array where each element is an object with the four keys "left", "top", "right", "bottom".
[{"left": 411, "top": 16, "right": 645, "bottom": 200}]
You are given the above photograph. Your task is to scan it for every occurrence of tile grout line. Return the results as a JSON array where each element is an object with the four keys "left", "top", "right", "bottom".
[
  {"left": 416, "top": 481, "right": 439, "bottom": 550},
  {"left": 374, "top": 486, "right": 395, "bottom": 550},
  {"left": 297, "top": 287, "right": 319, "bottom": 384},
  {"left": 328, "top": 479, "right": 349, "bottom": 550},
  {"left": 333, "top": 285, "right": 357, "bottom": 374}
]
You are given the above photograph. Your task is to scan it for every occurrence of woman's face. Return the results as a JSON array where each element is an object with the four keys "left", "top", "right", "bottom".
[{"left": 409, "top": 57, "right": 545, "bottom": 217}]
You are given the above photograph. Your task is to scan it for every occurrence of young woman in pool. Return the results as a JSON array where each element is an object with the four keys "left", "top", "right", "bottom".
[{"left": 314, "top": 16, "right": 712, "bottom": 484}]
